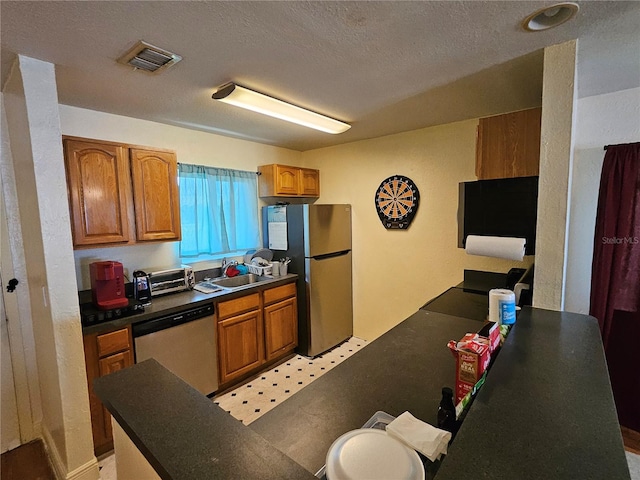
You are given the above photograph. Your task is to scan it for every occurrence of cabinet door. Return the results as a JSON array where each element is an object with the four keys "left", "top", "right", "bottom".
[
  {"left": 299, "top": 168, "right": 320, "bottom": 196},
  {"left": 476, "top": 107, "right": 541, "bottom": 180},
  {"left": 64, "top": 138, "right": 133, "bottom": 247},
  {"left": 275, "top": 165, "right": 300, "bottom": 195},
  {"left": 97, "top": 350, "right": 133, "bottom": 446},
  {"left": 218, "top": 309, "right": 264, "bottom": 384},
  {"left": 84, "top": 327, "right": 133, "bottom": 456},
  {"left": 264, "top": 297, "right": 298, "bottom": 361},
  {"left": 130, "top": 148, "right": 181, "bottom": 241},
  {"left": 98, "top": 350, "right": 133, "bottom": 376}
]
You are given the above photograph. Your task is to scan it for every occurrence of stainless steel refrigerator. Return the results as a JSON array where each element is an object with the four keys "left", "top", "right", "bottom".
[{"left": 263, "top": 204, "right": 353, "bottom": 357}]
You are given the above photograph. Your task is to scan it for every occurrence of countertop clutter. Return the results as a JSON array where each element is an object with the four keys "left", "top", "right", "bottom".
[
  {"left": 80, "top": 273, "right": 298, "bottom": 336},
  {"left": 93, "top": 282, "right": 630, "bottom": 480}
]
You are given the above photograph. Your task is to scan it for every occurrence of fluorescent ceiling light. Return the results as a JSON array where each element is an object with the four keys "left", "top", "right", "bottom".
[{"left": 212, "top": 83, "right": 351, "bottom": 134}]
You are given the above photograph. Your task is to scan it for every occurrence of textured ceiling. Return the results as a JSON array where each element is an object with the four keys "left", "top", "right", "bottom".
[{"left": 1, "top": 1, "right": 638, "bottom": 151}]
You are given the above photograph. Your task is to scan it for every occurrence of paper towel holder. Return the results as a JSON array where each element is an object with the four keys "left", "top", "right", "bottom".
[{"left": 458, "top": 176, "right": 539, "bottom": 255}]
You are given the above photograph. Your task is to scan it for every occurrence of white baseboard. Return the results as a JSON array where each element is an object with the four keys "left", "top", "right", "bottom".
[
  {"left": 65, "top": 457, "right": 100, "bottom": 480},
  {"left": 41, "top": 425, "right": 100, "bottom": 480}
]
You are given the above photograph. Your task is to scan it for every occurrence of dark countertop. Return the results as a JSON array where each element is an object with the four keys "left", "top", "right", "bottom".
[
  {"left": 435, "top": 307, "right": 630, "bottom": 480},
  {"left": 250, "top": 310, "right": 481, "bottom": 476},
  {"left": 457, "top": 269, "right": 509, "bottom": 294},
  {"left": 421, "top": 286, "right": 489, "bottom": 322},
  {"left": 93, "top": 359, "right": 316, "bottom": 480},
  {"left": 82, "top": 274, "right": 298, "bottom": 335},
  {"left": 92, "top": 293, "right": 630, "bottom": 479}
]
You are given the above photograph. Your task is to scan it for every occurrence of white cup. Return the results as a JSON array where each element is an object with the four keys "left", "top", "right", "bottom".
[
  {"left": 270, "top": 261, "right": 280, "bottom": 276},
  {"left": 280, "top": 263, "right": 288, "bottom": 275}
]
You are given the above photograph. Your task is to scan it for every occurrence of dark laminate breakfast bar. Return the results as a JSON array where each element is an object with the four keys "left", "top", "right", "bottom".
[
  {"left": 93, "top": 359, "right": 316, "bottom": 480},
  {"left": 94, "top": 305, "right": 630, "bottom": 479},
  {"left": 250, "top": 309, "right": 478, "bottom": 476},
  {"left": 435, "top": 307, "right": 630, "bottom": 480}
]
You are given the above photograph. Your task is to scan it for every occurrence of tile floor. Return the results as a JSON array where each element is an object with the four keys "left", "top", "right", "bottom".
[
  {"left": 98, "top": 336, "right": 367, "bottom": 479},
  {"left": 98, "top": 452, "right": 116, "bottom": 480},
  {"left": 214, "top": 336, "right": 367, "bottom": 425}
]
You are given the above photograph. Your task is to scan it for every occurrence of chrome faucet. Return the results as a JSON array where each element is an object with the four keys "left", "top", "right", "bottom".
[{"left": 221, "top": 258, "right": 238, "bottom": 277}]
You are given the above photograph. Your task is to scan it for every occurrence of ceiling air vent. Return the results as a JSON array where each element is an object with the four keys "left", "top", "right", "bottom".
[{"left": 117, "top": 40, "right": 182, "bottom": 74}]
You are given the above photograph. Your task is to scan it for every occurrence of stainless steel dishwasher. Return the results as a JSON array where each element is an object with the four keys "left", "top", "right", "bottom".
[{"left": 133, "top": 303, "right": 218, "bottom": 395}]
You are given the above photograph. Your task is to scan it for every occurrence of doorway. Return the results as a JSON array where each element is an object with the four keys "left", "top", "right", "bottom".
[{"left": 1, "top": 189, "right": 21, "bottom": 453}]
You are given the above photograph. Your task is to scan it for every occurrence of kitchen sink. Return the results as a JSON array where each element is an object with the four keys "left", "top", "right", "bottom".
[{"left": 210, "top": 273, "right": 268, "bottom": 289}]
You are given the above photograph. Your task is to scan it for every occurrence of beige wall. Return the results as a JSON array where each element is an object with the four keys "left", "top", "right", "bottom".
[
  {"left": 532, "top": 40, "right": 578, "bottom": 311},
  {"left": 302, "top": 120, "right": 532, "bottom": 341},
  {"left": 59, "top": 105, "right": 303, "bottom": 290}
]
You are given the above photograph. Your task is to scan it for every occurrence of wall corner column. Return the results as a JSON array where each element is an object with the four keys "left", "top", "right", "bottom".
[
  {"left": 533, "top": 40, "right": 578, "bottom": 311},
  {"left": 3, "top": 55, "right": 99, "bottom": 479}
]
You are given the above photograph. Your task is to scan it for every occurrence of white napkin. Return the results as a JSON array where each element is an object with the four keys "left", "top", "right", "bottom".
[{"left": 386, "top": 411, "right": 452, "bottom": 462}]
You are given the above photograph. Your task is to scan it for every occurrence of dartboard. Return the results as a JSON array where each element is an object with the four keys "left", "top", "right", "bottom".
[{"left": 375, "top": 175, "right": 420, "bottom": 229}]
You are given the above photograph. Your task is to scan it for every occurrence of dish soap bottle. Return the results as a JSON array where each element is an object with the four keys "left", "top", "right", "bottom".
[{"left": 437, "top": 387, "right": 457, "bottom": 434}]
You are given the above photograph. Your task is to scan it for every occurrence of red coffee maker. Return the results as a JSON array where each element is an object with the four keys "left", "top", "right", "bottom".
[{"left": 90, "top": 261, "right": 129, "bottom": 310}]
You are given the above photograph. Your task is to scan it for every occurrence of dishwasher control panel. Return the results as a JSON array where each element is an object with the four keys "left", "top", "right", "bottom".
[{"left": 132, "top": 303, "right": 214, "bottom": 338}]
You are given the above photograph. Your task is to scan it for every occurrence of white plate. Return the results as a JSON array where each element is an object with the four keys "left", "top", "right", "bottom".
[{"left": 326, "top": 429, "right": 425, "bottom": 480}]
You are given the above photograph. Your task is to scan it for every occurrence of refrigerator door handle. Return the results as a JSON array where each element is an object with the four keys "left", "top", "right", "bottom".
[{"left": 311, "top": 250, "right": 350, "bottom": 261}]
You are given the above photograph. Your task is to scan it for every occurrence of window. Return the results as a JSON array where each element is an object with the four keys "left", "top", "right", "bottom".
[{"left": 178, "top": 164, "right": 260, "bottom": 257}]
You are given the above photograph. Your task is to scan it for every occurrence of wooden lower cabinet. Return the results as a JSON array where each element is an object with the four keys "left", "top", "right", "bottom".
[
  {"left": 264, "top": 297, "right": 298, "bottom": 361},
  {"left": 218, "top": 309, "right": 264, "bottom": 384},
  {"left": 216, "top": 282, "right": 298, "bottom": 390},
  {"left": 83, "top": 326, "right": 133, "bottom": 456}
]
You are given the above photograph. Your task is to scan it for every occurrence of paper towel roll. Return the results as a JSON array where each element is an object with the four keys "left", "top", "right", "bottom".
[
  {"left": 489, "top": 289, "right": 516, "bottom": 325},
  {"left": 465, "top": 235, "right": 526, "bottom": 261}
]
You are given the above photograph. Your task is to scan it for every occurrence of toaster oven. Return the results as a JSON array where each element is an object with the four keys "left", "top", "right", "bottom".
[{"left": 149, "top": 266, "right": 195, "bottom": 296}]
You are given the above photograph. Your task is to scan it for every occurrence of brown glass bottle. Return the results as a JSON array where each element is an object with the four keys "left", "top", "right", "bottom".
[{"left": 437, "top": 387, "right": 457, "bottom": 434}]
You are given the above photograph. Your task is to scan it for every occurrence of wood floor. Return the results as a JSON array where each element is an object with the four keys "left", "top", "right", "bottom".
[
  {"left": 0, "top": 439, "right": 55, "bottom": 480},
  {"left": 623, "top": 426, "right": 640, "bottom": 455}
]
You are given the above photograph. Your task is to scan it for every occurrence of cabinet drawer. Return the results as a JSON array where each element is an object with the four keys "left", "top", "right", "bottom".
[
  {"left": 217, "top": 293, "right": 260, "bottom": 320},
  {"left": 96, "top": 328, "right": 131, "bottom": 357},
  {"left": 263, "top": 283, "right": 296, "bottom": 306}
]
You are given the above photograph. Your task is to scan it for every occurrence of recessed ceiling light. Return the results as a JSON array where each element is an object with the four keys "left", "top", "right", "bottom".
[{"left": 522, "top": 2, "right": 579, "bottom": 32}]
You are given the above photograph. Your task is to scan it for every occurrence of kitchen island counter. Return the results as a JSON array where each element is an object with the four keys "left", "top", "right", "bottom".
[
  {"left": 94, "top": 306, "right": 629, "bottom": 479},
  {"left": 435, "top": 307, "right": 630, "bottom": 480},
  {"left": 93, "top": 358, "right": 316, "bottom": 480},
  {"left": 250, "top": 309, "right": 477, "bottom": 475}
]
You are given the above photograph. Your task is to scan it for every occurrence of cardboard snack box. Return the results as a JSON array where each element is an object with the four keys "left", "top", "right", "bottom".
[{"left": 447, "top": 322, "right": 498, "bottom": 403}]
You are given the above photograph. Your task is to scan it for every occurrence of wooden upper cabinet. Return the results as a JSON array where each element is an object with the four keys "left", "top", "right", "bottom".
[
  {"left": 476, "top": 107, "right": 542, "bottom": 180},
  {"left": 299, "top": 168, "right": 320, "bottom": 196},
  {"left": 64, "top": 138, "right": 133, "bottom": 246},
  {"left": 258, "top": 164, "right": 320, "bottom": 198},
  {"left": 274, "top": 165, "right": 300, "bottom": 196},
  {"left": 63, "top": 136, "right": 181, "bottom": 248},
  {"left": 130, "top": 148, "right": 181, "bottom": 241}
]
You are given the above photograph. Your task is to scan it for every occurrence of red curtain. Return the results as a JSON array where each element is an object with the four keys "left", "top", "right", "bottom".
[{"left": 590, "top": 142, "right": 640, "bottom": 431}]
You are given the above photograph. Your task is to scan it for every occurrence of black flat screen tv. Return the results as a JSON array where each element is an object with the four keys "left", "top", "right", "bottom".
[{"left": 458, "top": 176, "right": 539, "bottom": 255}]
